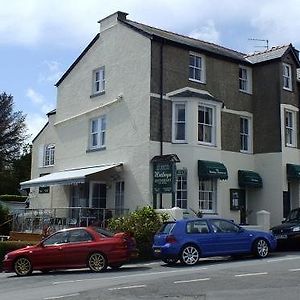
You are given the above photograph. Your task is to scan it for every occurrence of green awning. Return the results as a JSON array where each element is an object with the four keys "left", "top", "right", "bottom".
[
  {"left": 238, "top": 170, "right": 263, "bottom": 188},
  {"left": 287, "top": 163, "right": 300, "bottom": 180},
  {"left": 198, "top": 160, "right": 228, "bottom": 180}
]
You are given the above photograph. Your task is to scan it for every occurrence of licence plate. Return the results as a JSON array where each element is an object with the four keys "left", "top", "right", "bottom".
[{"left": 276, "top": 234, "right": 288, "bottom": 240}]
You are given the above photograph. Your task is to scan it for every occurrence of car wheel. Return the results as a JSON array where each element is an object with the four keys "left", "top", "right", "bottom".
[
  {"left": 254, "top": 239, "right": 269, "bottom": 258},
  {"left": 109, "top": 263, "right": 123, "bottom": 270},
  {"left": 88, "top": 252, "right": 107, "bottom": 272},
  {"left": 162, "top": 258, "right": 178, "bottom": 265},
  {"left": 14, "top": 257, "right": 32, "bottom": 276},
  {"left": 180, "top": 245, "right": 200, "bottom": 266}
]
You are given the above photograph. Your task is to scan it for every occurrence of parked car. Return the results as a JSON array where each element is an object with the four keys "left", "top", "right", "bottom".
[
  {"left": 3, "top": 227, "right": 137, "bottom": 276},
  {"left": 271, "top": 208, "right": 300, "bottom": 244},
  {"left": 153, "top": 218, "right": 277, "bottom": 266}
]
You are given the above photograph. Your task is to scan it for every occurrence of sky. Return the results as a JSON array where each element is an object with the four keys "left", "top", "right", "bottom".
[{"left": 1, "top": 0, "right": 300, "bottom": 142}]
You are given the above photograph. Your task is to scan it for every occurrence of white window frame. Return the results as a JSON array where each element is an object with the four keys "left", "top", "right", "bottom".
[
  {"left": 199, "top": 179, "right": 217, "bottom": 213},
  {"left": 44, "top": 144, "right": 55, "bottom": 167},
  {"left": 240, "top": 117, "right": 252, "bottom": 153},
  {"left": 189, "top": 53, "right": 206, "bottom": 83},
  {"left": 176, "top": 171, "right": 187, "bottom": 209},
  {"left": 285, "top": 110, "right": 296, "bottom": 147},
  {"left": 239, "top": 66, "right": 252, "bottom": 94},
  {"left": 283, "top": 63, "right": 292, "bottom": 91},
  {"left": 92, "top": 67, "right": 105, "bottom": 95},
  {"left": 198, "top": 103, "right": 216, "bottom": 146},
  {"left": 172, "top": 102, "right": 186, "bottom": 143},
  {"left": 89, "top": 115, "right": 106, "bottom": 150}
]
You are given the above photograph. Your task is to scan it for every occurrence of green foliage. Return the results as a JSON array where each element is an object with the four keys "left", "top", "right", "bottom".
[
  {"left": 0, "top": 195, "right": 27, "bottom": 202},
  {"left": 0, "top": 203, "right": 11, "bottom": 235},
  {"left": 107, "top": 206, "right": 168, "bottom": 259},
  {"left": 0, "top": 241, "right": 36, "bottom": 270}
]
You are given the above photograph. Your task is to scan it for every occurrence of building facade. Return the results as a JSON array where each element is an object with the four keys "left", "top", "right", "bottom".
[{"left": 22, "top": 12, "right": 300, "bottom": 226}]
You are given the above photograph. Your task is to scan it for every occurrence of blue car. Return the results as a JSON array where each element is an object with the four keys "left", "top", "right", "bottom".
[{"left": 153, "top": 218, "right": 277, "bottom": 266}]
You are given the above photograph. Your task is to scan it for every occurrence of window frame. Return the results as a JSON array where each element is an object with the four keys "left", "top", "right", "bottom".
[
  {"left": 172, "top": 102, "right": 187, "bottom": 143},
  {"left": 189, "top": 53, "right": 206, "bottom": 84},
  {"left": 283, "top": 63, "right": 292, "bottom": 91},
  {"left": 198, "top": 103, "right": 216, "bottom": 146},
  {"left": 176, "top": 170, "right": 187, "bottom": 209},
  {"left": 285, "top": 109, "right": 297, "bottom": 147},
  {"left": 239, "top": 66, "right": 252, "bottom": 94},
  {"left": 240, "top": 117, "right": 252, "bottom": 153},
  {"left": 92, "top": 66, "right": 105, "bottom": 95},
  {"left": 115, "top": 181, "right": 125, "bottom": 213},
  {"left": 44, "top": 144, "right": 55, "bottom": 167},
  {"left": 89, "top": 115, "right": 106, "bottom": 150},
  {"left": 199, "top": 178, "right": 217, "bottom": 214}
]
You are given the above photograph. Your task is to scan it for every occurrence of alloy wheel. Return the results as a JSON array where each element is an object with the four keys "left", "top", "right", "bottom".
[
  {"left": 14, "top": 257, "right": 32, "bottom": 276},
  {"left": 255, "top": 239, "right": 269, "bottom": 258},
  {"left": 181, "top": 245, "right": 200, "bottom": 265},
  {"left": 88, "top": 252, "right": 107, "bottom": 272}
]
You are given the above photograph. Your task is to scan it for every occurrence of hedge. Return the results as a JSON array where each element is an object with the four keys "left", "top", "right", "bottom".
[
  {"left": 0, "top": 241, "right": 36, "bottom": 270},
  {"left": 0, "top": 195, "right": 27, "bottom": 202}
]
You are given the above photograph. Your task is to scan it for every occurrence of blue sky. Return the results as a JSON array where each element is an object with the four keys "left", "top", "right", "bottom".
[{"left": 1, "top": 0, "right": 300, "bottom": 141}]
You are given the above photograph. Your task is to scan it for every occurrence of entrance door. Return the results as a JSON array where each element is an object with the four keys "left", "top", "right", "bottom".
[
  {"left": 238, "top": 190, "right": 246, "bottom": 225},
  {"left": 90, "top": 182, "right": 106, "bottom": 208}
]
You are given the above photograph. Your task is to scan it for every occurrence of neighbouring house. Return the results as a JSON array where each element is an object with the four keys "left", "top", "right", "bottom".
[{"left": 21, "top": 11, "right": 300, "bottom": 227}]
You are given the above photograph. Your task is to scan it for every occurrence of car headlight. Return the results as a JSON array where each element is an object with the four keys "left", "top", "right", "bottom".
[
  {"left": 292, "top": 226, "right": 300, "bottom": 232},
  {"left": 4, "top": 254, "right": 9, "bottom": 260}
]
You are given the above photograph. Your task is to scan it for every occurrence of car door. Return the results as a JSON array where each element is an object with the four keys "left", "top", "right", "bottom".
[
  {"left": 60, "top": 229, "right": 94, "bottom": 267},
  {"left": 208, "top": 219, "right": 251, "bottom": 255},
  {"left": 35, "top": 231, "right": 70, "bottom": 269}
]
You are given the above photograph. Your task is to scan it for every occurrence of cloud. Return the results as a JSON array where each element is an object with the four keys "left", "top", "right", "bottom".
[
  {"left": 25, "top": 113, "right": 48, "bottom": 142},
  {"left": 39, "top": 60, "right": 63, "bottom": 83},
  {"left": 188, "top": 20, "right": 220, "bottom": 44},
  {"left": 26, "top": 88, "right": 53, "bottom": 114}
]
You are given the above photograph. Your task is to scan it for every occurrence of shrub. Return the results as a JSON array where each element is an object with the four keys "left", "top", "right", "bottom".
[
  {"left": 0, "top": 241, "right": 36, "bottom": 270},
  {"left": 0, "top": 203, "right": 11, "bottom": 235},
  {"left": 107, "top": 206, "right": 168, "bottom": 259},
  {"left": 0, "top": 195, "right": 27, "bottom": 202}
]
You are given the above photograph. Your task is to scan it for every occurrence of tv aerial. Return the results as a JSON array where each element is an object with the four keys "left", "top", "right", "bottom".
[{"left": 248, "top": 38, "right": 269, "bottom": 51}]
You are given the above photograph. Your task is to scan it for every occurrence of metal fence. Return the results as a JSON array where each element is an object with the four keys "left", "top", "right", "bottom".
[{"left": 12, "top": 207, "right": 129, "bottom": 234}]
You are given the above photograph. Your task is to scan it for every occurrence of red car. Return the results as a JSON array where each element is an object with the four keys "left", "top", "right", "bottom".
[{"left": 3, "top": 227, "right": 137, "bottom": 276}]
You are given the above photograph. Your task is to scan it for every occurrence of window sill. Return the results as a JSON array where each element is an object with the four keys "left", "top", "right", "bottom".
[
  {"left": 90, "top": 91, "right": 105, "bottom": 99},
  {"left": 189, "top": 78, "right": 206, "bottom": 84},
  {"left": 172, "top": 141, "right": 188, "bottom": 144},
  {"left": 239, "top": 89, "right": 252, "bottom": 95},
  {"left": 86, "top": 147, "right": 106, "bottom": 153},
  {"left": 240, "top": 150, "right": 253, "bottom": 154},
  {"left": 283, "top": 87, "right": 293, "bottom": 92},
  {"left": 197, "top": 142, "right": 217, "bottom": 148},
  {"left": 40, "top": 165, "right": 54, "bottom": 168}
]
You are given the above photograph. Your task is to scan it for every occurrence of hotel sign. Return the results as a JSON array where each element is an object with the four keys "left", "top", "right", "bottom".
[{"left": 153, "top": 162, "right": 175, "bottom": 194}]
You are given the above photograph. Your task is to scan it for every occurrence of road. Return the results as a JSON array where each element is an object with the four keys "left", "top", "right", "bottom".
[{"left": 1, "top": 251, "right": 300, "bottom": 300}]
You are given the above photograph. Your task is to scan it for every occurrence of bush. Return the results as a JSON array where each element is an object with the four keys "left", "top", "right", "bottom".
[
  {"left": 0, "top": 203, "right": 11, "bottom": 235},
  {"left": 0, "top": 241, "right": 36, "bottom": 270},
  {"left": 0, "top": 195, "right": 27, "bottom": 202},
  {"left": 107, "top": 206, "right": 168, "bottom": 259}
]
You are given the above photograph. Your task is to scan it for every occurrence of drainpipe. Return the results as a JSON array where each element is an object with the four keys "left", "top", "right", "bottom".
[{"left": 159, "top": 39, "right": 164, "bottom": 209}]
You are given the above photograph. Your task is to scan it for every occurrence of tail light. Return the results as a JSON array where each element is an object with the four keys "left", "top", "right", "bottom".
[{"left": 166, "top": 235, "right": 177, "bottom": 244}]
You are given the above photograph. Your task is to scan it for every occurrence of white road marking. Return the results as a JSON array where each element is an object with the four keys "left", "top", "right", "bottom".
[
  {"left": 289, "top": 268, "right": 300, "bottom": 272},
  {"left": 52, "top": 267, "right": 208, "bottom": 285},
  {"left": 174, "top": 278, "right": 211, "bottom": 284},
  {"left": 267, "top": 256, "right": 300, "bottom": 263},
  {"left": 108, "top": 284, "right": 146, "bottom": 291},
  {"left": 234, "top": 272, "right": 268, "bottom": 277},
  {"left": 43, "top": 293, "right": 80, "bottom": 300}
]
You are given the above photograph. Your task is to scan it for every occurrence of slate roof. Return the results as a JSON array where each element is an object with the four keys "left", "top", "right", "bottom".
[
  {"left": 245, "top": 45, "right": 290, "bottom": 64},
  {"left": 122, "top": 19, "right": 247, "bottom": 63}
]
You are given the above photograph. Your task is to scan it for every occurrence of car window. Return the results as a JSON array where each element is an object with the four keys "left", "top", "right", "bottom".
[
  {"left": 287, "top": 209, "right": 300, "bottom": 222},
  {"left": 68, "top": 229, "right": 93, "bottom": 243},
  {"left": 92, "top": 227, "right": 115, "bottom": 237},
  {"left": 210, "top": 220, "right": 240, "bottom": 233},
  {"left": 43, "top": 231, "right": 69, "bottom": 246},
  {"left": 158, "top": 222, "right": 176, "bottom": 234},
  {"left": 186, "top": 220, "right": 209, "bottom": 234}
]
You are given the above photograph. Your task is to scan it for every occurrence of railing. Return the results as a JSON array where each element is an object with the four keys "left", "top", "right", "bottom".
[{"left": 12, "top": 207, "right": 129, "bottom": 234}]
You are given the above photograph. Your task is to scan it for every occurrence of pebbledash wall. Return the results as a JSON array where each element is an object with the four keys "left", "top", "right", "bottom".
[{"left": 28, "top": 11, "right": 300, "bottom": 227}]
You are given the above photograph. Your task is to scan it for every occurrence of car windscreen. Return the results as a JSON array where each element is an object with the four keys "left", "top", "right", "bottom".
[
  {"left": 286, "top": 209, "right": 300, "bottom": 222},
  {"left": 158, "top": 222, "right": 175, "bottom": 234},
  {"left": 92, "top": 227, "right": 115, "bottom": 237}
]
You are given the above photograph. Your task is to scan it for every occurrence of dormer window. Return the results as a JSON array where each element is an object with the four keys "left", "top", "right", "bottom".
[{"left": 283, "top": 63, "right": 292, "bottom": 91}]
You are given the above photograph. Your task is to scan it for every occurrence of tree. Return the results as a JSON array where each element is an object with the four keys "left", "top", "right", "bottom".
[{"left": 0, "top": 92, "right": 28, "bottom": 170}]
